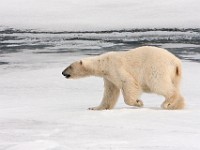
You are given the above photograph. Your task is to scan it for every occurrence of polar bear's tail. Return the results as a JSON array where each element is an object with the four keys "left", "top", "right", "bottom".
[
  {"left": 173, "top": 63, "right": 182, "bottom": 89},
  {"left": 176, "top": 65, "right": 181, "bottom": 76}
]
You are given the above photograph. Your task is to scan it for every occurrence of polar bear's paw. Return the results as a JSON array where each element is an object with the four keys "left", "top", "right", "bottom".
[
  {"left": 125, "top": 99, "right": 144, "bottom": 107},
  {"left": 135, "top": 99, "right": 144, "bottom": 107},
  {"left": 88, "top": 106, "right": 109, "bottom": 110},
  {"left": 161, "top": 100, "right": 185, "bottom": 110}
]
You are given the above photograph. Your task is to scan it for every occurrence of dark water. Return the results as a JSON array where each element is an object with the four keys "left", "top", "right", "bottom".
[{"left": 1, "top": 27, "right": 200, "bottom": 65}]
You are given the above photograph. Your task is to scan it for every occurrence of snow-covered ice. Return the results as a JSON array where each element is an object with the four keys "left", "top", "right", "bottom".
[
  {"left": 0, "top": 52, "right": 200, "bottom": 150},
  {"left": 0, "top": 0, "right": 200, "bottom": 149},
  {"left": 1, "top": 0, "right": 200, "bottom": 31}
]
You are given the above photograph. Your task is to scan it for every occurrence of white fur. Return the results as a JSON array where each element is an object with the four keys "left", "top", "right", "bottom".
[{"left": 63, "top": 46, "right": 185, "bottom": 110}]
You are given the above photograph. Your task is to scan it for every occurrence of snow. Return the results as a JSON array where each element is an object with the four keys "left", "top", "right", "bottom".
[
  {"left": 0, "top": 0, "right": 200, "bottom": 149},
  {"left": 0, "top": 0, "right": 200, "bottom": 31},
  {"left": 0, "top": 51, "right": 200, "bottom": 150}
]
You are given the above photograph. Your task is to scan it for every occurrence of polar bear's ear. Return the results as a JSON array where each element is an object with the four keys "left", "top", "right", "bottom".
[{"left": 80, "top": 60, "right": 83, "bottom": 65}]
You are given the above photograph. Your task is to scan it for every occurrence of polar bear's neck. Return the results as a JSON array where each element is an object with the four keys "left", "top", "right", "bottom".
[{"left": 83, "top": 56, "right": 107, "bottom": 77}]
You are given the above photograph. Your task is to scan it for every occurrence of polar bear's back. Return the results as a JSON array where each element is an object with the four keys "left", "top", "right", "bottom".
[
  {"left": 122, "top": 46, "right": 182, "bottom": 94},
  {"left": 124, "top": 46, "right": 181, "bottom": 68},
  {"left": 104, "top": 46, "right": 181, "bottom": 75},
  {"left": 129, "top": 46, "right": 180, "bottom": 63}
]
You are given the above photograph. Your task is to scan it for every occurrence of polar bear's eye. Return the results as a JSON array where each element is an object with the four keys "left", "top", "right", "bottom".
[{"left": 80, "top": 60, "right": 83, "bottom": 65}]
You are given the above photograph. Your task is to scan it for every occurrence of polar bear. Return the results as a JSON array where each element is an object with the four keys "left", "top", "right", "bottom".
[{"left": 62, "top": 46, "right": 185, "bottom": 110}]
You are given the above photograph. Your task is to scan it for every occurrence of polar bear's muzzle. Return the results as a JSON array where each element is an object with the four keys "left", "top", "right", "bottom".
[{"left": 62, "top": 71, "right": 71, "bottom": 78}]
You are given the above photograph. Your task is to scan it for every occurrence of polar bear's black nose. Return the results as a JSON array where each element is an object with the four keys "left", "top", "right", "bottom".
[
  {"left": 62, "top": 71, "right": 65, "bottom": 76},
  {"left": 62, "top": 71, "right": 71, "bottom": 78}
]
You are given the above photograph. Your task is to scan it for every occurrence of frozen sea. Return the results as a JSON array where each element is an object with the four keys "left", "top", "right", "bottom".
[
  {"left": 0, "top": 26, "right": 200, "bottom": 150},
  {"left": 1, "top": 0, "right": 200, "bottom": 149}
]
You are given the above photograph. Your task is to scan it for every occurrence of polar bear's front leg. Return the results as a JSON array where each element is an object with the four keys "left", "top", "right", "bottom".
[
  {"left": 121, "top": 77, "right": 143, "bottom": 107},
  {"left": 88, "top": 78, "right": 120, "bottom": 110}
]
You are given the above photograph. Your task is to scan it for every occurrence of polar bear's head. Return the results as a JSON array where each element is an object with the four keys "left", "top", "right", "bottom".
[{"left": 62, "top": 60, "right": 89, "bottom": 79}]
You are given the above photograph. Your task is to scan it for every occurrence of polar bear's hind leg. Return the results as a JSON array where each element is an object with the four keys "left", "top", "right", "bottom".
[
  {"left": 161, "top": 92, "right": 185, "bottom": 110},
  {"left": 121, "top": 74, "right": 143, "bottom": 108}
]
